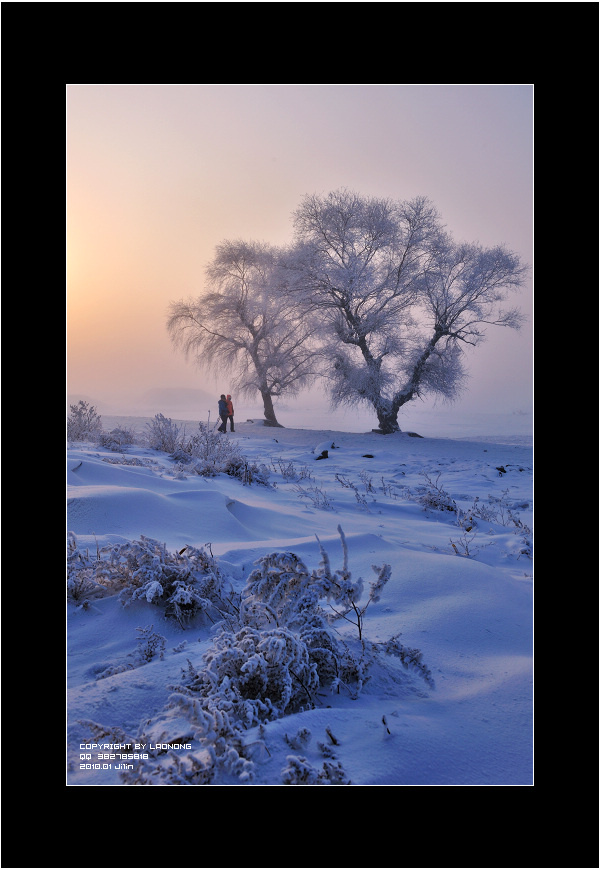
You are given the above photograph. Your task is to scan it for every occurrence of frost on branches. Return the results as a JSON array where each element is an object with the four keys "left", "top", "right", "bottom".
[
  {"left": 71, "top": 527, "right": 433, "bottom": 785},
  {"left": 67, "top": 534, "right": 239, "bottom": 629}
]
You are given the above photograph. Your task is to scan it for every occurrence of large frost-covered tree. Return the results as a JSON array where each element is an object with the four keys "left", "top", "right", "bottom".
[
  {"left": 286, "top": 189, "right": 528, "bottom": 433},
  {"left": 168, "top": 240, "right": 319, "bottom": 427}
]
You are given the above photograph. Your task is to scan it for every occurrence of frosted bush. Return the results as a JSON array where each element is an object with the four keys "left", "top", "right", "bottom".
[
  {"left": 373, "top": 634, "right": 435, "bottom": 686},
  {"left": 98, "top": 426, "right": 137, "bottom": 451},
  {"left": 67, "top": 400, "right": 103, "bottom": 441},
  {"left": 240, "top": 551, "right": 323, "bottom": 631},
  {"left": 113, "top": 538, "right": 235, "bottom": 628},
  {"left": 285, "top": 727, "right": 312, "bottom": 750},
  {"left": 182, "top": 422, "right": 225, "bottom": 458},
  {"left": 145, "top": 414, "right": 182, "bottom": 453},
  {"left": 409, "top": 472, "right": 457, "bottom": 513},
  {"left": 179, "top": 625, "right": 320, "bottom": 725},
  {"left": 243, "top": 526, "right": 390, "bottom": 643},
  {"left": 281, "top": 755, "right": 321, "bottom": 784},
  {"left": 74, "top": 527, "right": 433, "bottom": 785},
  {"left": 177, "top": 422, "right": 269, "bottom": 483},
  {"left": 239, "top": 526, "right": 416, "bottom": 696},
  {"left": 123, "top": 624, "right": 322, "bottom": 784},
  {"left": 281, "top": 754, "right": 351, "bottom": 784},
  {"left": 67, "top": 534, "right": 239, "bottom": 628},
  {"left": 134, "top": 696, "right": 257, "bottom": 785},
  {"left": 67, "top": 532, "right": 106, "bottom": 606},
  {"left": 67, "top": 573, "right": 106, "bottom": 607},
  {"left": 138, "top": 416, "right": 269, "bottom": 483},
  {"left": 222, "top": 456, "right": 271, "bottom": 486},
  {"left": 135, "top": 624, "right": 166, "bottom": 662},
  {"left": 101, "top": 455, "right": 153, "bottom": 469},
  {"left": 95, "top": 625, "right": 166, "bottom": 680}
]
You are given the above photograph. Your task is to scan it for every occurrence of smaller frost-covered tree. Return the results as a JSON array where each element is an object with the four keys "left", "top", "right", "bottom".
[{"left": 167, "top": 240, "right": 321, "bottom": 427}]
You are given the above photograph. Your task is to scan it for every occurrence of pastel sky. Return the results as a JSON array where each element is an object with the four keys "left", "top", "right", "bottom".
[{"left": 67, "top": 84, "right": 533, "bottom": 416}]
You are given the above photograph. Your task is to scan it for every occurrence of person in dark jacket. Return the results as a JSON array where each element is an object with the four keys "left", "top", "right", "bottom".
[
  {"left": 225, "top": 394, "right": 235, "bottom": 431},
  {"left": 217, "top": 395, "right": 229, "bottom": 432}
]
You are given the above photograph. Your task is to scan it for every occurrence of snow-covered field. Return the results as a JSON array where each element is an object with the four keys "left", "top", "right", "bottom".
[{"left": 67, "top": 414, "right": 533, "bottom": 786}]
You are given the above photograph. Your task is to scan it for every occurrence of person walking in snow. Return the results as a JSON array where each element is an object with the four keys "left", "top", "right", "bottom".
[
  {"left": 226, "top": 394, "right": 235, "bottom": 432},
  {"left": 217, "top": 394, "right": 229, "bottom": 432}
]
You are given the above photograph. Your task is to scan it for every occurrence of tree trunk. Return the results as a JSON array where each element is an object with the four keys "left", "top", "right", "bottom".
[
  {"left": 372, "top": 394, "right": 411, "bottom": 434},
  {"left": 373, "top": 408, "right": 401, "bottom": 434},
  {"left": 261, "top": 390, "right": 283, "bottom": 427},
  {"left": 372, "top": 335, "right": 441, "bottom": 433}
]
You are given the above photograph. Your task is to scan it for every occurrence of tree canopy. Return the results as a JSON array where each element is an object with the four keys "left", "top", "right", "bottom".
[{"left": 285, "top": 189, "right": 527, "bottom": 432}]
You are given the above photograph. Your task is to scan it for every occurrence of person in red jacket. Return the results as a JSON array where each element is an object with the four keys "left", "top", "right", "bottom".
[{"left": 225, "top": 394, "right": 235, "bottom": 432}]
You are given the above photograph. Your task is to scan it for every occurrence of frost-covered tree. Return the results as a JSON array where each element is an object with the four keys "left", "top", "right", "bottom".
[
  {"left": 286, "top": 189, "right": 528, "bottom": 433},
  {"left": 167, "top": 240, "right": 320, "bottom": 427}
]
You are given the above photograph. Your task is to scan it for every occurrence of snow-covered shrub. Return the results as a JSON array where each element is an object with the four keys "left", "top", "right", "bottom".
[
  {"left": 450, "top": 509, "right": 479, "bottom": 557},
  {"left": 67, "top": 573, "right": 106, "bottom": 607},
  {"left": 281, "top": 755, "right": 321, "bottom": 784},
  {"left": 95, "top": 662, "right": 135, "bottom": 680},
  {"left": 372, "top": 634, "right": 435, "bottom": 687},
  {"left": 314, "top": 526, "right": 391, "bottom": 643},
  {"left": 281, "top": 753, "right": 351, "bottom": 784},
  {"left": 67, "top": 535, "right": 240, "bottom": 628},
  {"left": 145, "top": 414, "right": 183, "bottom": 453},
  {"left": 101, "top": 455, "right": 154, "bottom": 469},
  {"left": 176, "top": 626, "right": 320, "bottom": 726},
  {"left": 306, "top": 620, "right": 370, "bottom": 698},
  {"left": 73, "top": 528, "right": 433, "bottom": 785},
  {"left": 222, "top": 456, "right": 271, "bottom": 486},
  {"left": 335, "top": 473, "right": 373, "bottom": 509},
  {"left": 120, "top": 624, "right": 322, "bottom": 783},
  {"left": 240, "top": 551, "right": 324, "bottom": 631},
  {"left": 94, "top": 626, "right": 164, "bottom": 681},
  {"left": 477, "top": 488, "right": 531, "bottom": 531},
  {"left": 135, "top": 624, "right": 166, "bottom": 662},
  {"left": 379, "top": 477, "right": 402, "bottom": 499},
  {"left": 239, "top": 526, "right": 408, "bottom": 697},
  {"left": 462, "top": 493, "right": 532, "bottom": 559},
  {"left": 142, "top": 418, "right": 268, "bottom": 483},
  {"left": 410, "top": 472, "right": 457, "bottom": 513},
  {"left": 115, "top": 539, "right": 236, "bottom": 627},
  {"left": 76, "top": 719, "right": 227, "bottom": 786},
  {"left": 284, "top": 727, "right": 312, "bottom": 750},
  {"left": 67, "top": 400, "right": 102, "bottom": 441},
  {"left": 241, "top": 526, "right": 379, "bottom": 640},
  {"left": 98, "top": 426, "right": 137, "bottom": 451},
  {"left": 292, "top": 482, "right": 332, "bottom": 509},
  {"left": 131, "top": 695, "right": 258, "bottom": 785},
  {"left": 240, "top": 546, "right": 366, "bottom": 693},
  {"left": 180, "top": 423, "right": 246, "bottom": 477},
  {"left": 169, "top": 449, "right": 194, "bottom": 467},
  {"left": 67, "top": 532, "right": 107, "bottom": 606},
  {"left": 271, "top": 458, "right": 313, "bottom": 481}
]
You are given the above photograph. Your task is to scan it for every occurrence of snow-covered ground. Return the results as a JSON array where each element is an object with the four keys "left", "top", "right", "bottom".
[{"left": 67, "top": 414, "right": 533, "bottom": 785}]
